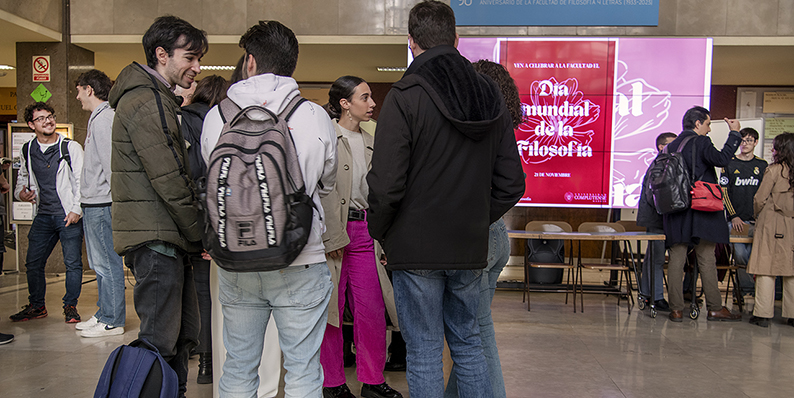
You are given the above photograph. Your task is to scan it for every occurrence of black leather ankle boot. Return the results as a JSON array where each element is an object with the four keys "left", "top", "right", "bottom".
[{"left": 197, "top": 353, "right": 212, "bottom": 384}]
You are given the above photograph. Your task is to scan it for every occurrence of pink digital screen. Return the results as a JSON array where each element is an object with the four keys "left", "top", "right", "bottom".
[{"left": 451, "top": 37, "right": 713, "bottom": 208}]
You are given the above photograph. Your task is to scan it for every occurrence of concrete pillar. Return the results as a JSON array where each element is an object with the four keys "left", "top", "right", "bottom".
[{"left": 14, "top": 41, "right": 94, "bottom": 274}]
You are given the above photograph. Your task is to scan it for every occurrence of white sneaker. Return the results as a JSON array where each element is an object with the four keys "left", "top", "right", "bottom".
[
  {"left": 75, "top": 316, "right": 98, "bottom": 330},
  {"left": 79, "top": 322, "right": 124, "bottom": 338}
]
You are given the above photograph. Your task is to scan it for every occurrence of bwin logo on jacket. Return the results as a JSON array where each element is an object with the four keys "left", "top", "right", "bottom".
[{"left": 734, "top": 177, "right": 759, "bottom": 186}]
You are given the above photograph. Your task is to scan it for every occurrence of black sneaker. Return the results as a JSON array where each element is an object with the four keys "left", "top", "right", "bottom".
[
  {"left": 0, "top": 332, "right": 14, "bottom": 345},
  {"left": 9, "top": 305, "right": 47, "bottom": 322},
  {"left": 63, "top": 305, "right": 81, "bottom": 323},
  {"left": 653, "top": 299, "right": 671, "bottom": 312},
  {"left": 323, "top": 384, "right": 355, "bottom": 398},
  {"left": 384, "top": 359, "right": 407, "bottom": 372},
  {"left": 749, "top": 316, "right": 770, "bottom": 328},
  {"left": 361, "top": 382, "right": 403, "bottom": 398}
]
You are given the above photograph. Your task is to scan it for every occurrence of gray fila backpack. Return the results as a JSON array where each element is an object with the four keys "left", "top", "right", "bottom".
[{"left": 201, "top": 95, "right": 313, "bottom": 272}]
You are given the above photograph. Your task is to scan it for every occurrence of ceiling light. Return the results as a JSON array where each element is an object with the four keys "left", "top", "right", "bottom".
[
  {"left": 0, "top": 65, "right": 15, "bottom": 70},
  {"left": 377, "top": 67, "right": 406, "bottom": 72},
  {"left": 201, "top": 65, "right": 235, "bottom": 71}
]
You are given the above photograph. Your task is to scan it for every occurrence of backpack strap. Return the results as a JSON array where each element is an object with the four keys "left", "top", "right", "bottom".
[
  {"left": 280, "top": 95, "right": 307, "bottom": 122},
  {"left": 21, "top": 141, "right": 29, "bottom": 168},
  {"left": 141, "top": 65, "right": 196, "bottom": 199},
  {"left": 59, "top": 137, "right": 72, "bottom": 171},
  {"left": 218, "top": 98, "right": 239, "bottom": 125},
  {"left": 277, "top": 95, "right": 308, "bottom": 193}
]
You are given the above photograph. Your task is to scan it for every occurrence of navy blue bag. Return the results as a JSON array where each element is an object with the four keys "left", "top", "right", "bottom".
[{"left": 93, "top": 338, "right": 178, "bottom": 398}]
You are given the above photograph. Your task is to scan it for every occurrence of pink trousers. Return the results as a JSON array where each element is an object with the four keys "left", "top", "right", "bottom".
[{"left": 320, "top": 219, "right": 386, "bottom": 387}]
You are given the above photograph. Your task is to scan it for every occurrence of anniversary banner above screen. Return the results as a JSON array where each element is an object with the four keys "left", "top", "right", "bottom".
[{"left": 446, "top": 37, "right": 713, "bottom": 208}]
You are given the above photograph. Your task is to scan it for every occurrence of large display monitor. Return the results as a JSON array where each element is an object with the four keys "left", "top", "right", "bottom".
[{"left": 427, "top": 37, "right": 713, "bottom": 208}]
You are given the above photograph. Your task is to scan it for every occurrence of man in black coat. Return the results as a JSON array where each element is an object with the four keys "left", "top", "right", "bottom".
[
  {"left": 366, "top": 2, "right": 524, "bottom": 397},
  {"left": 663, "top": 106, "right": 742, "bottom": 322}
]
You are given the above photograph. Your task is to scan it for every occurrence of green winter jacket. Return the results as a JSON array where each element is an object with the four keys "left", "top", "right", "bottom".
[{"left": 108, "top": 62, "right": 201, "bottom": 255}]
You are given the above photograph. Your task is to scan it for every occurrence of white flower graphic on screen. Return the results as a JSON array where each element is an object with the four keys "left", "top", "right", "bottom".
[{"left": 611, "top": 60, "right": 673, "bottom": 207}]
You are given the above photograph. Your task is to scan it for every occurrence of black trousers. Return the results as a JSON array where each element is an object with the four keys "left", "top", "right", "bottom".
[
  {"left": 126, "top": 245, "right": 200, "bottom": 397},
  {"left": 191, "top": 255, "right": 212, "bottom": 354}
]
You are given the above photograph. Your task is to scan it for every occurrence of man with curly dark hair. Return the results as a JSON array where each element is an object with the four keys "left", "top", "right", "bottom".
[{"left": 10, "top": 102, "right": 85, "bottom": 324}]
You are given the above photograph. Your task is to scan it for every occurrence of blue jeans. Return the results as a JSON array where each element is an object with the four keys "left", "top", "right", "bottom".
[
  {"left": 640, "top": 227, "right": 666, "bottom": 301},
  {"left": 218, "top": 263, "right": 332, "bottom": 398},
  {"left": 732, "top": 243, "right": 756, "bottom": 295},
  {"left": 82, "top": 206, "right": 125, "bottom": 327},
  {"left": 730, "top": 221, "right": 755, "bottom": 295},
  {"left": 126, "top": 245, "right": 200, "bottom": 398},
  {"left": 446, "top": 219, "right": 508, "bottom": 398},
  {"left": 393, "top": 268, "right": 492, "bottom": 398},
  {"left": 25, "top": 213, "right": 84, "bottom": 308}
]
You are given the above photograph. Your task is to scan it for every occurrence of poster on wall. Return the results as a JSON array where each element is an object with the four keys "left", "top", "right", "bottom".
[
  {"left": 503, "top": 39, "right": 614, "bottom": 207},
  {"left": 764, "top": 118, "right": 794, "bottom": 163},
  {"left": 450, "top": 37, "right": 713, "bottom": 208}
]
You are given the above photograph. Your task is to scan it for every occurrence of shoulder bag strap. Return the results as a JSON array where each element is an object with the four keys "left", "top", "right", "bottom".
[{"left": 143, "top": 69, "right": 195, "bottom": 198}]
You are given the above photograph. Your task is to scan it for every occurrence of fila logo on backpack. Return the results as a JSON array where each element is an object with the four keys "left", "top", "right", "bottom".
[{"left": 199, "top": 95, "right": 314, "bottom": 272}]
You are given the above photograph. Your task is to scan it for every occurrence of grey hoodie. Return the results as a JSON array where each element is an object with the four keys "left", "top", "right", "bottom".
[{"left": 81, "top": 101, "right": 115, "bottom": 205}]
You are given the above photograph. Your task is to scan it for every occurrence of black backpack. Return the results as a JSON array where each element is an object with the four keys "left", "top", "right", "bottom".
[
  {"left": 200, "top": 96, "right": 314, "bottom": 272},
  {"left": 525, "top": 239, "right": 565, "bottom": 284},
  {"left": 648, "top": 135, "right": 695, "bottom": 214}
]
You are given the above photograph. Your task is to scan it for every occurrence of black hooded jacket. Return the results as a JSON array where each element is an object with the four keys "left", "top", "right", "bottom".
[
  {"left": 180, "top": 101, "right": 210, "bottom": 183},
  {"left": 366, "top": 45, "right": 525, "bottom": 270},
  {"left": 662, "top": 129, "right": 741, "bottom": 246}
]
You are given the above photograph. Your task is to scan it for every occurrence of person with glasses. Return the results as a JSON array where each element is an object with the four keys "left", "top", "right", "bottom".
[
  {"left": 10, "top": 102, "right": 85, "bottom": 324},
  {"left": 720, "top": 127, "right": 768, "bottom": 296}
]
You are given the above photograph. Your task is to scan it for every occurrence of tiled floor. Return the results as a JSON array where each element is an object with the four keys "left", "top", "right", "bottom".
[{"left": 2, "top": 265, "right": 793, "bottom": 398}]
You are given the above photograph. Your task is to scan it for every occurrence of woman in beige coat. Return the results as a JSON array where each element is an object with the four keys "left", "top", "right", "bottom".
[
  {"left": 319, "top": 76, "right": 402, "bottom": 398},
  {"left": 748, "top": 132, "right": 794, "bottom": 327}
]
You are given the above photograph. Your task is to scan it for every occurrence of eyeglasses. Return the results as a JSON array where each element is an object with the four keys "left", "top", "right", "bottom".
[
  {"left": 741, "top": 138, "right": 755, "bottom": 144},
  {"left": 32, "top": 114, "right": 56, "bottom": 123}
]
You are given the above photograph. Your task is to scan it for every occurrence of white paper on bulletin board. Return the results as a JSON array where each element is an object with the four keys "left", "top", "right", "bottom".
[
  {"left": 12, "top": 132, "right": 35, "bottom": 159},
  {"left": 763, "top": 118, "right": 794, "bottom": 163},
  {"left": 763, "top": 92, "right": 794, "bottom": 114},
  {"left": 12, "top": 202, "right": 34, "bottom": 221}
]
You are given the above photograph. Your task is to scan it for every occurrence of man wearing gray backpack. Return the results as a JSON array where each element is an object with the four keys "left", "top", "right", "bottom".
[{"left": 201, "top": 21, "right": 337, "bottom": 398}]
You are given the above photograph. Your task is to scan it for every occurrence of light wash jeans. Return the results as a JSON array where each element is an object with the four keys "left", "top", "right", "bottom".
[
  {"left": 218, "top": 262, "right": 333, "bottom": 398},
  {"left": 446, "top": 219, "right": 508, "bottom": 398},
  {"left": 82, "top": 206, "right": 126, "bottom": 327},
  {"left": 393, "top": 268, "right": 492, "bottom": 398}
]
